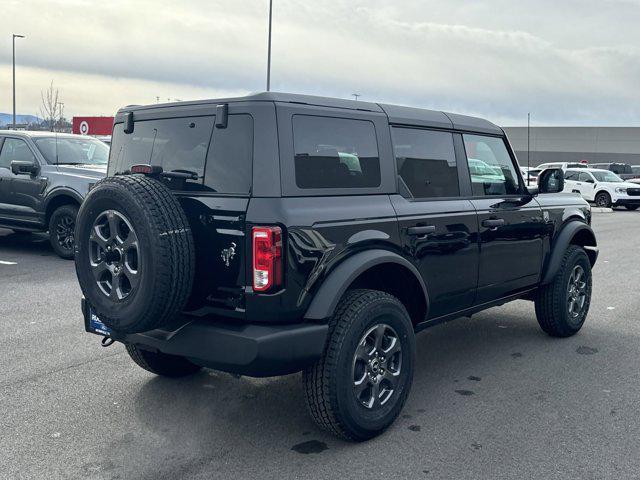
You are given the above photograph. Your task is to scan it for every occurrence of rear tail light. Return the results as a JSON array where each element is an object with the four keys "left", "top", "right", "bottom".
[{"left": 252, "top": 226, "right": 283, "bottom": 292}]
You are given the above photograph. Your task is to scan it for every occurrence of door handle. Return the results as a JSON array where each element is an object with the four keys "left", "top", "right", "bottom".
[
  {"left": 407, "top": 225, "right": 436, "bottom": 236},
  {"left": 482, "top": 218, "right": 505, "bottom": 229}
]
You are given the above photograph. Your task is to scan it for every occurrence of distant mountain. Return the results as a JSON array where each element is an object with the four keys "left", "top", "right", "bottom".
[{"left": 0, "top": 113, "right": 43, "bottom": 126}]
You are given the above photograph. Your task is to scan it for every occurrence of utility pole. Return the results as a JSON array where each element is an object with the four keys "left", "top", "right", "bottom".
[
  {"left": 12, "top": 34, "right": 26, "bottom": 129},
  {"left": 527, "top": 113, "right": 531, "bottom": 185},
  {"left": 266, "top": 0, "right": 273, "bottom": 91},
  {"left": 352, "top": 93, "right": 361, "bottom": 101}
]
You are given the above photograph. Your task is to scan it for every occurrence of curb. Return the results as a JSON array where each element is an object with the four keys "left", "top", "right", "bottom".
[{"left": 591, "top": 207, "right": 613, "bottom": 213}]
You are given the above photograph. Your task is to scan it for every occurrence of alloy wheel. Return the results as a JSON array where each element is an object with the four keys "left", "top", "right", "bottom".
[
  {"left": 89, "top": 210, "right": 140, "bottom": 301},
  {"left": 55, "top": 215, "right": 75, "bottom": 252},
  {"left": 352, "top": 323, "right": 403, "bottom": 409},
  {"left": 567, "top": 265, "right": 587, "bottom": 319}
]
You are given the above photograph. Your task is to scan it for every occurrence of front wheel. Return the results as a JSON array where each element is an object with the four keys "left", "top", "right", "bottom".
[
  {"left": 594, "top": 191, "right": 612, "bottom": 208},
  {"left": 303, "top": 289, "right": 415, "bottom": 441},
  {"left": 535, "top": 246, "right": 592, "bottom": 337},
  {"left": 49, "top": 204, "right": 78, "bottom": 259}
]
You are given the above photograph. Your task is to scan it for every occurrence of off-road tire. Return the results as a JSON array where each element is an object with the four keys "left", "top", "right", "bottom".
[
  {"left": 594, "top": 191, "right": 612, "bottom": 208},
  {"left": 625, "top": 205, "right": 639, "bottom": 211},
  {"left": 126, "top": 344, "right": 201, "bottom": 377},
  {"left": 535, "top": 245, "right": 592, "bottom": 337},
  {"left": 49, "top": 204, "right": 78, "bottom": 259},
  {"left": 75, "top": 175, "right": 195, "bottom": 334},
  {"left": 303, "top": 289, "right": 415, "bottom": 441}
]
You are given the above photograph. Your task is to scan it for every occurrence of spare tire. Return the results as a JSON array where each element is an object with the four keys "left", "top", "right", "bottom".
[{"left": 75, "top": 175, "right": 195, "bottom": 334}]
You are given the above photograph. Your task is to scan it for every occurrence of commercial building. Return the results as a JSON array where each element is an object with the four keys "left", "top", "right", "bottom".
[
  {"left": 503, "top": 127, "right": 640, "bottom": 167},
  {"left": 72, "top": 116, "right": 114, "bottom": 136}
]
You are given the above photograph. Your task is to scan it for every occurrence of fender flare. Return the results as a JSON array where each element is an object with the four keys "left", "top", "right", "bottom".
[
  {"left": 44, "top": 188, "right": 83, "bottom": 210},
  {"left": 541, "top": 221, "right": 598, "bottom": 285},
  {"left": 304, "top": 249, "right": 429, "bottom": 321}
]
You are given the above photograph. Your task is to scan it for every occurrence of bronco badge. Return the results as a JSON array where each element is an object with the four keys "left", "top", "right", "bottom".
[{"left": 221, "top": 242, "right": 237, "bottom": 267}]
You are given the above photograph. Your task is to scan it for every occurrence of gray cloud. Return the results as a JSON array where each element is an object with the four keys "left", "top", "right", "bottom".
[{"left": 2, "top": 0, "right": 639, "bottom": 125}]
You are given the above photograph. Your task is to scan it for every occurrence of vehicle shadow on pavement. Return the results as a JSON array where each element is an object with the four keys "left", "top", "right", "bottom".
[
  {"left": 117, "top": 302, "right": 616, "bottom": 477},
  {"left": 0, "top": 230, "right": 56, "bottom": 257}
]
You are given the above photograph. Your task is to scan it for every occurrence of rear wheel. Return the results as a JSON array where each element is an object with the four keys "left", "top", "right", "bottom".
[
  {"left": 535, "top": 245, "right": 592, "bottom": 337},
  {"left": 625, "top": 205, "right": 639, "bottom": 211},
  {"left": 126, "top": 344, "right": 201, "bottom": 377},
  {"left": 49, "top": 204, "right": 78, "bottom": 259},
  {"left": 594, "top": 191, "right": 612, "bottom": 208},
  {"left": 303, "top": 289, "right": 415, "bottom": 441}
]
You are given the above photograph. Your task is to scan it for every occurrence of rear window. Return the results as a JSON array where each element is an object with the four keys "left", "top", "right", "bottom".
[
  {"left": 109, "top": 116, "right": 213, "bottom": 181},
  {"left": 109, "top": 114, "right": 253, "bottom": 194},
  {"left": 292, "top": 115, "right": 380, "bottom": 189}
]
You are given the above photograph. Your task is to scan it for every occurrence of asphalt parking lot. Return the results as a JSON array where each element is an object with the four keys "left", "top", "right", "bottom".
[{"left": 1, "top": 210, "right": 639, "bottom": 480}]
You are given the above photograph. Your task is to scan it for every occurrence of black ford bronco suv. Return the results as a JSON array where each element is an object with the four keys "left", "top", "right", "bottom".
[
  {"left": 0, "top": 131, "right": 108, "bottom": 258},
  {"left": 75, "top": 93, "right": 598, "bottom": 441}
]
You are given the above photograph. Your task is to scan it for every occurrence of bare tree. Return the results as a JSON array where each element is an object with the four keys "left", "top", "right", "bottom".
[{"left": 39, "top": 81, "right": 64, "bottom": 132}]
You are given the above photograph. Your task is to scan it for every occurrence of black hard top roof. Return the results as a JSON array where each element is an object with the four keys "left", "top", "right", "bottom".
[{"left": 116, "top": 92, "right": 502, "bottom": 135}]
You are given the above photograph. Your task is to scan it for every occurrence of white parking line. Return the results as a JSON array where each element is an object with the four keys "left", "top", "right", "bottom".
[{"left": 0, "top": 260, "right": 17, "bottom": 265}]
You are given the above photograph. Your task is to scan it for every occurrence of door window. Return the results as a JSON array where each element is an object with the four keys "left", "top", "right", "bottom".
[
  {"left": 564, "top": 171, "right": 579, "bottom": 181},
  {"left": 463, "top": 135, "right": 521, "bottom": 196},
  {"left": 392, "top": 128, "right": 459, "bottom": 198},
  {"left": 578, "top": 172, "right": 593, "bottom": 182},
  {"left": 0, "top": 138, "right": 36, "bottom": 169},
  {"left": 292, "top": 115, "right": 380, "bottom": 189}
]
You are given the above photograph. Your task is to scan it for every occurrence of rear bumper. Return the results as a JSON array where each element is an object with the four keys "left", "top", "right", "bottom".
[{"left": 81, "top": 298, "right": 328, "bottom": 377}]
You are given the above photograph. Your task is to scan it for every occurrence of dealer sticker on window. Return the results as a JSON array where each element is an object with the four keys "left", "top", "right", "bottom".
[{"left": 89, "top": 310, "right": 112, "bottom": 336}]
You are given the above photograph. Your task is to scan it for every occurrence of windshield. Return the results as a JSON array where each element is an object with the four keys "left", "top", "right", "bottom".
[
  {"left": 592, "top": 170, "right": 623, "bottom": 182},
  {"left": 34, "top": 137, "right": 109, "bottom": 165}
]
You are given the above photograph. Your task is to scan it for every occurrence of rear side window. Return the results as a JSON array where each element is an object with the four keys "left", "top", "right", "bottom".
[
  {"left": 392, "top": 128, "right": 459, "bottom": 198},
  {"left": 204, "top": 114, "right": 253, "bottom": 195},
  {"left": 293, "top": 115, "right": 380, "bottom": 189},
  {"left": 109, "top": 116, "right": 214, "bottom": 185}
]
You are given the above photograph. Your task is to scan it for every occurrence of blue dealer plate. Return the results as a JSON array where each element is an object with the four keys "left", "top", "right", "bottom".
[{"left": 88, "top": 309, "right": 112, "bottom": 336}]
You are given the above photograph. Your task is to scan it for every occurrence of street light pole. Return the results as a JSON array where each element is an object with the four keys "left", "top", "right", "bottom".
[
  {"left": 12, "top": 34, "right": 26, "bottom": 130},
  {"left": 266, "top": 0, "right": 273, "bottom": 91}
]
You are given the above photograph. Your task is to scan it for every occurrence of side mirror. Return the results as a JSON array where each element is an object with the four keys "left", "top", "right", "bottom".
[
  {"left": 11, "top": 160, "right": 39, "bottom": 176},
  {"left": 585, "top": 178, "right": 595, "bottom": 184},
  {"left": 538, "top": 168, "right": 564, "bottom": 194}
]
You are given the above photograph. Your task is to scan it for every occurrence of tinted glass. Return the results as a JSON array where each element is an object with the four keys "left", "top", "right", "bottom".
[
  {"left": 463, "top": 134, "right": 520, "bottom": 196},
  {"left": 109, "top": 116, "right": 214, "bottom": 187},
  {"left": 392, "top": 128, "right": 458, "bottom": 198},
  {"left": 34, "top": 137, "right": 109, "bottom": 165},
  {"left": 293, "top": 115, "right": 380, "bottom": 189},
  {"left": 632, "top": 166, "right": 640, "bottom": 173},
  {"left": 578, "top": 172, "right": 592, "bottom": 182},
  {"left": 564, "top": 171, "right": 579, "bottom": 181},
  {"left": 204, "top": 114, "right": 253, "bottom": 195},
  {"left": 592, "top": 171, "right": 623, "bottom": 182},
  {"left": 0, "top": 138, "right": 36, "bottom": 168}
]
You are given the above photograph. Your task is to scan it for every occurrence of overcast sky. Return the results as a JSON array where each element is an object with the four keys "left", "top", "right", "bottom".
[{"left": 2, "top": 0, "right": 640, "bottom": 125}]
